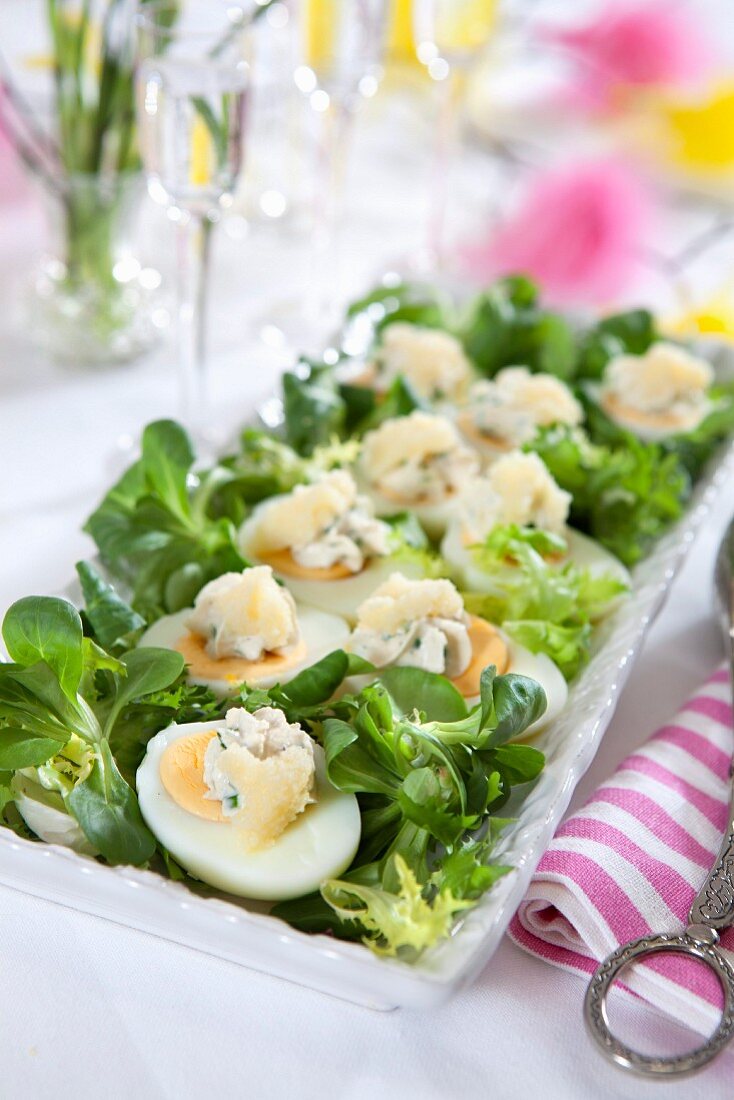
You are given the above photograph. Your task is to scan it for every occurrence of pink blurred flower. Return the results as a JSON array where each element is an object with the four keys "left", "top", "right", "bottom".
[
  {"left": 545, "top": 1, "right": 713, "bottom": 112},
  {"left": 461, "top": 160, "right": 652, "bottom": 309}
]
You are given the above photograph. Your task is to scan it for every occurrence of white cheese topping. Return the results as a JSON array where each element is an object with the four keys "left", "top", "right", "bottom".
[
  {"left": 374, "top": 322, "right": 474, "bottom": 400},
  {"left": 349, "top": 573, "right": 472, "bottom": 678},
  {"left": 185, "top": 566, "right": 300, "bottom": 661},
  {"left": 456, "top": 451, "right": 572, "bottom": 542},
  {"left": 251, "top": 470, "right": 391, "bottom": 573},
  {"left": 203, "top": 707, "right": 316, "bottom": 837},
  {"left": 360, "top": 411, "right": 480, "bottom": 503},
  {"left": 602, "top": 342, "right": 713, "bottom": 415},
  {"left": 466, "top": 368, "right": 583, "bottom": 446}
]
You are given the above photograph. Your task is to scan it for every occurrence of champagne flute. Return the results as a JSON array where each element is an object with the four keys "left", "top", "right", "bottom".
[
  {"left": 413, "top": 0, "right": 497, "bottom": 270},
  {"left": 135, "top": 0, "right": 255, "bottom": 445},
  {"left": 264, "top": 0, "right": 389, "bottom": 351}
]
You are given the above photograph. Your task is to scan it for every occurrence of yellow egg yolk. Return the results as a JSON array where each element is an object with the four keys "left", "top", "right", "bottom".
[
  {"left": 159, "top": 729, "right": 317, "bottom": 850},
  {"left": 259, "top": 548, "right": 356, "bottom": 582},
  {"left": 450, "top": 616, "right": 509, "bottom": 698},
  {"left": 160, "top": 730, "right": 225, "bottom": 822},
  {"left": 175, "top": 631, "right": 308, "bottom": 685}
]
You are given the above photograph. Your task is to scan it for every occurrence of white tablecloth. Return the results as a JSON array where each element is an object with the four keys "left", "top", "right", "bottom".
[{"left": 3, "top": 112, "right": 734, "bottom": 1100}]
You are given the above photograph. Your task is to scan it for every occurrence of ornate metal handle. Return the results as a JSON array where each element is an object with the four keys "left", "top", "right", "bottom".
[
  {"left": 585, "top": 931, "right": 734, "bottom": 1077},
  {"left": 688, "top": 771, "right": 734, "bottom": 929}
]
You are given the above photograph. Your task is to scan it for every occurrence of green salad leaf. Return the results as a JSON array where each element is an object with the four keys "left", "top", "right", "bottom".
[
  {"left": 282, "top": 362, "right": 346, "bottom": 455},
  {"left": 209, "top": 429, "right": 362, "bottom": 525},
  {"left": 527, "top": 426, "right": 690, "bottom": 566},
  {"left": 321, "top": 854, "right": 474, "bottom": 957},
  {"left": 208, "top": 430, "right": 310, "bottom": 521},
  {"left": 76, "top": 561, "right": 146, "bottom": 651},
  {"left": 575, "top": 309, "right": 659, "bottom": 380},
  {"left": 344, "top": 281, "right": 448, "bottom": 338},
  {"left": 274, "top": 667, "right": 545, "bottom": 956},
  {"left": 84, "top": 420, "right": 250, "bottom": 621},
  {"left": 348, "top": 374, "right": 426, "bottom": 433},
  {"left": 0, "top": 596, "right": 184, "bottom": 864},
  {"left": 582, "top": 384, "right": 734, "bottom": 480},
  {"left": 462, "top": 525, "right": 627, "bottom": 680},
  {"left": 666, "top": 394, "right": 734, "bottom": 477},
  {"left": 3, "top": 595, "right": 85, "bottom": 702},
  {"left": 457, "top": 276, "right": 577, "bottom": 380}
]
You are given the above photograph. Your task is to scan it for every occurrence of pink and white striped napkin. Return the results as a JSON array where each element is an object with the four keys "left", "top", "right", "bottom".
[{"left": 509, "top": 665, "right": 734, "bottom": 1038}]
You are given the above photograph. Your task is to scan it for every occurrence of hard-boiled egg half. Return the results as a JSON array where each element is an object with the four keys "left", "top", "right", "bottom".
[
  {"left": 441, "top": 451, "right": 630, "bottom": 595},
  {"left": 139, "top": 565, "right": 349, "bottom": 696},
  {"left": 137, "top": 706, "right": 361, "bottom": 901},
  {"left": 239, "top": 470, "right": 423, "bottom": 622},
  {"left": 455, "top": 368, "right": 584, "bottom": 464},
  {"left": 357, "top": 410, "right": 481, "bottom": 541},
  {"left": 368, "top": 322, "right": 475, "bottom": 402},
  {"left": 596, "top": 342, "right": 714, "bottom": 442},
  {"left": 346, "top": 573, "right": 567, "bottom": 734}
]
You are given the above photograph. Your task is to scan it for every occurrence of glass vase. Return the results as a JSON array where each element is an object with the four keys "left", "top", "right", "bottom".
[{"left": 31, "top": 173, "right": 164, "bottom": 366}]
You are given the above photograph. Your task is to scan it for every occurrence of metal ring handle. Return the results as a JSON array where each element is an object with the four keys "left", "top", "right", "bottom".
[{"left": 584, "top": 932, "right": 734, "bottom": 1077}]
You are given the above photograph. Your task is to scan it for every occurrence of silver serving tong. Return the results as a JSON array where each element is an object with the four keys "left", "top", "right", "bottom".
[{"left": 584, "top": 519, "right": 734, "bottom": 1077}]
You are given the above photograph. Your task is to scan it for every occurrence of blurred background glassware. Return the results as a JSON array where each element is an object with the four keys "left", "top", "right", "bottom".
[
  {"left": 261, "top": 0, "right": 390, "bottom": 352},
  {"left": 0, "top": 0, "right": 165, "bottom": 365},
  {"left": 237, "top": 1, "right": 307, "bottom": 229},
  {"left": 135, "top": 0, "right": 255, "bottom": 441},
  {"left": 31, "top": 171, "right": 164, "bottom": 366},
  {"left": 413, "top": 0, "right": 497, "bottom": 270}
]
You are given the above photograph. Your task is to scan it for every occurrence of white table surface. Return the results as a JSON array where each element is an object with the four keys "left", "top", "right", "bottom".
[{"left": 3, "top": 92, "right": 734, "bottom": 1100}]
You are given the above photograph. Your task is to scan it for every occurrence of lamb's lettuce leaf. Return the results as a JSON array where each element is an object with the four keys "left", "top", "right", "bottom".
[
  {"left": 84, "top": 420, "right": 250, "bottom": 621},
  {"left": 575, "top": 309, "right": 659, "bottom": 380},
  {"left": 344, "top": 281, "right": 448, "bottom": 339},
  {"left": 457, "top": 276, "right": 576, "bottom": 380},
  {"left": 0, "top": 596, "right": 184, "bottom": 864},
  {"left": 76, "top": 562, "right": 146, "bottom": 651},
  {"left": 274, "top": 668, "right": 544, "bottom": 956},
  {"left": 282, "top": 361, "right": 346, "bottom": 454}
]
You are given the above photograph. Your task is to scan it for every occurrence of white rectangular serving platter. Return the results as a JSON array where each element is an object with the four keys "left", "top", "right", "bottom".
[{"left": 2, "top": 397, "right": 734, "bottom": 1012}]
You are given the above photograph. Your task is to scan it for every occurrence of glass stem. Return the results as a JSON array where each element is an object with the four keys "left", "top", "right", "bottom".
[
  {"left": 175, "top": 211, "right": 213, "bottom": 438},
  {"left": 306, "top": 98, "right": 353, "bottom": 333},
  {"left": 428, "top": 67, "right": 464, "bottom": 270}
]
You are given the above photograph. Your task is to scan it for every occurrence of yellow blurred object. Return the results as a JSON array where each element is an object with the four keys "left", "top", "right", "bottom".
[
  {"left": 660, "top": 82, "right": 734, "bottom": 171},
  {"left": 190, "top": 114, "right": 214, "bottom": 187},
  {"left": 23, "top": 53, "right": 54, "bottom": 70},
  {"left": 303, "top": 0, "right": 337, "bottom": 70},
  {"left": 24, "top": 16, "right": 102, "bottom": 76},
  {"left": 389, "top": 0, "right": 417, "bottom": 63},
  {"left": 666, "top": 288, "right": 734, "bottom": 342},
  {"left": 432, "top": 0, "right": 497, "bottom": 57},
  {"left": 615, "top": 80, "right": 734, "bottom": 195}
]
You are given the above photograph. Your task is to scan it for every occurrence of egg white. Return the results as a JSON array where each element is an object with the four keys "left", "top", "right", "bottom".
[
  {"left": 362, "top": 486, "right": 462, "bottom": 542},
  {"left": 441, "top": 523, "right": 630, "bottom": 608},
  {"left": 137, "top": 720, "right": 361, "bottom": 901},
  {"left": 139, "top": 604, "right": 351, "bottom": 695},
  {"left": 239, "top": 516, "right": 426, "bottom": 623}
]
